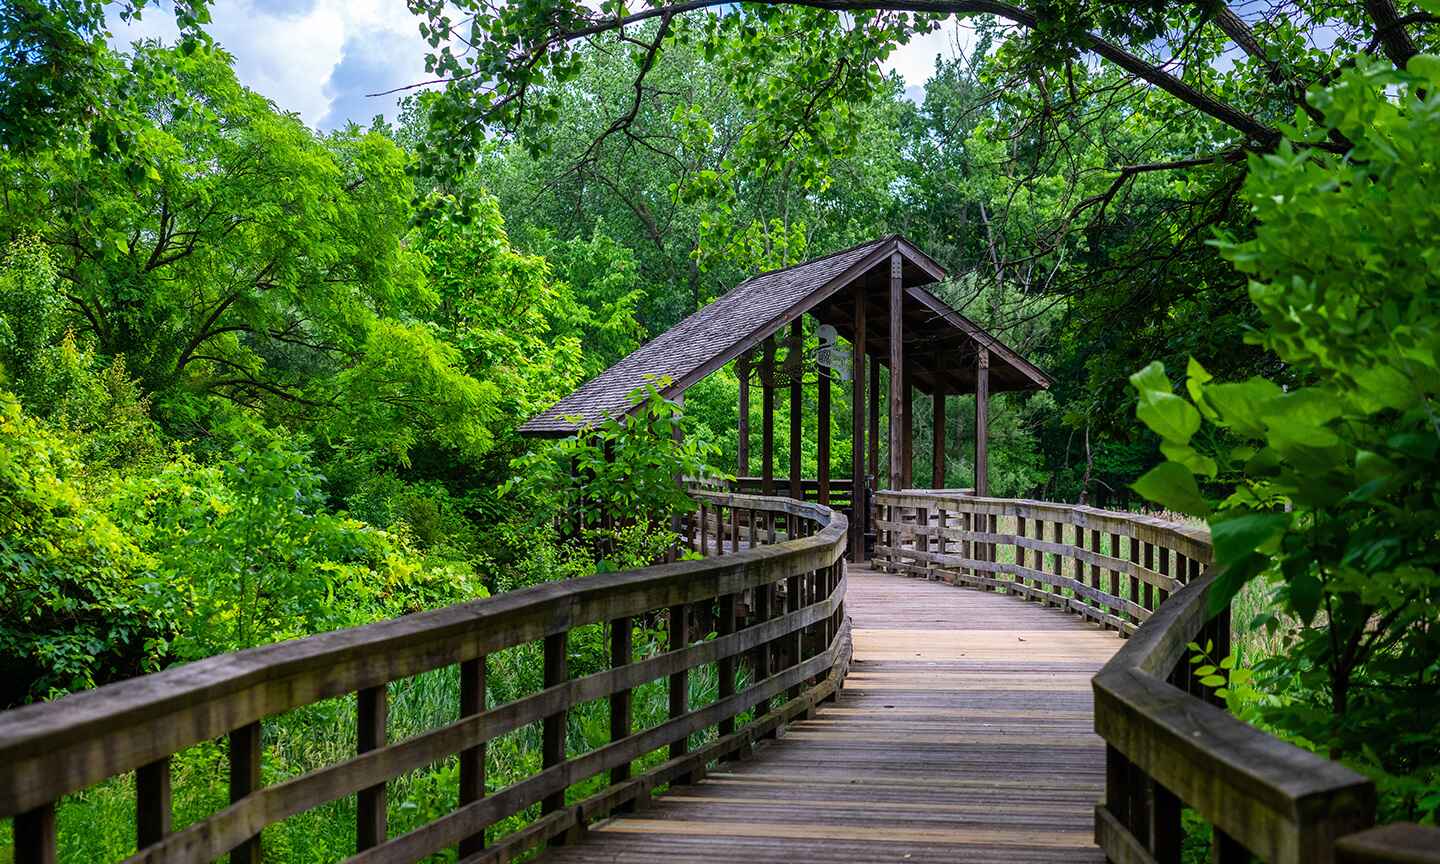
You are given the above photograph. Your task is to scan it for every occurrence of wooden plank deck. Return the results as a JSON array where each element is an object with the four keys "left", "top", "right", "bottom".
[{"left": 543, "top": 565, "right": 1121, "bottom": 862}]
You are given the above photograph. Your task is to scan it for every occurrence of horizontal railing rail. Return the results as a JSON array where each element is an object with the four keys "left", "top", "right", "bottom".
[
  {"left": 0, "top": 490, "right": 849, "bottom": 864},
  {"left": 874, "top": 489, "right": 1440, "bottom": 864}
]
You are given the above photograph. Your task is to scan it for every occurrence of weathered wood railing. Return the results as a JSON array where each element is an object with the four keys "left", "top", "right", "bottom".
[
  {"left": 875, "top": 490, "right": 1440, "bottom": 864},
  {"left": 0, "top": 490, "right": 848, "bottom": 864}
]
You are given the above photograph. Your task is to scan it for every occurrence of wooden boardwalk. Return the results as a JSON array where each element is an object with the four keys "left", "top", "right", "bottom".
[{"left": 545, "top": 565, "right": 1120, "bottom": 862}]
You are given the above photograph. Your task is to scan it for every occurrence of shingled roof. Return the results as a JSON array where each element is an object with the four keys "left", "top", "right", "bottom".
[{"left": 519, "top": 235, "right": 1049, "bottom": 437}]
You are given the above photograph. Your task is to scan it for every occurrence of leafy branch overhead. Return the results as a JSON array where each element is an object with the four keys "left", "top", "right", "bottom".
[{"left": 412, "top": 0, "right": 1434, "bottom": 179}]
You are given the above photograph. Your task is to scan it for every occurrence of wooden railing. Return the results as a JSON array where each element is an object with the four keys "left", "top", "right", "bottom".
[
  {"left": 0, "top": 490, "right": 849, "bottom": 864},
  {"left": 875, "top": 490, "right": 1440, "bottom": 864}
]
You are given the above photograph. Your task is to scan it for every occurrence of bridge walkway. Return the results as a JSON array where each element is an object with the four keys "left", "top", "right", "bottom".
[{"left": 544, "top": 565, "right": 1120, "bottom": 862}]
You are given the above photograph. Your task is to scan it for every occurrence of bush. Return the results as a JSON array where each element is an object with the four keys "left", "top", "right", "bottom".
[
  {"left": 1130, "top": 57, "right": 1440, "bottom": 820},
  {"left": 0, "top": 391, "right": 173, "bottom": 705}
]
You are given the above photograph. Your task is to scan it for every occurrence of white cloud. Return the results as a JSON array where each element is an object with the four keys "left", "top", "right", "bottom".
[
  {"left": 883, "top": 18, "right": 978, "bottom": 97},
  {"left": 109, "top": 0, "right": 429, "bottom": 129},
  {"left": 109, "top": 4, "right": 968, "bottom": 127}
]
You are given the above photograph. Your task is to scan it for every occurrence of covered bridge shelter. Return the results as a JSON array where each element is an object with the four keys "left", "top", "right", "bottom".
[{"left": 519, "top": 234, "right": 1051, "bottom": 560}]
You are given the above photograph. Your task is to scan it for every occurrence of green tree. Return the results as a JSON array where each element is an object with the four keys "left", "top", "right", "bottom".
[{"left": 1130, "top": 57, "right": 1440, "bottom": 818}]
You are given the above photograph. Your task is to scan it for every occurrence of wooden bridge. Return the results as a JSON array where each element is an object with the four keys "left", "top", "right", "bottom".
[
  {"left": 2, "top": 240, "right": 1435, "bottom": 862},
  {"left": 2, "top": 489, "right": 1435, "bottom": 864}
]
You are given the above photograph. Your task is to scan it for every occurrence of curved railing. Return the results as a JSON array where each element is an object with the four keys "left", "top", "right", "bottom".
[
  {"left": 875, "top": 490, "right": 1440, "bottom": 864},
  {"left": 0, "top": 490, "right": 849, "bottom": 864}
]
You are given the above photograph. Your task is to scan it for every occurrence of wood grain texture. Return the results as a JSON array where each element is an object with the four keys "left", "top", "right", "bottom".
[{"left": 541, "top": 566, "right": 1119, "bottom": 863}]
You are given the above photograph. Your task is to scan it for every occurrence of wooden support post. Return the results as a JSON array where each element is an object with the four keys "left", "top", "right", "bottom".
[
  {"left": 459, "top": 655, "right": 487, "bottom": 856},
  {"left": 1092, "top": 528, "right": 1104, "bottom": 619},
  {"left": 1051, "top": 521, "right": 1065, "bottom": 606},
  {"left": 786, "top": 571, "right": 802, "bottom": 701},
  {"left": 136, "top": 756, "right": 172, "bottom": 850},
  {"left": 932, "top": 392, "right": 946, "bottom": 488},
  {"left": 762, "top": 337, "right": 776, "bottom": 496},
  {"left": 357, "top": 685, "right": 387, "bottom": 850},
  {"left": 1144, "top": 542, "right": 1156, "bottom": 613},
  {"left": 609, "top": 619, "right": 633, "bottom": 790},
  {"left": 818, "top": 357, "right": 831, "bottom": 506},
  {"left": 1106, "top": 745, "right": 1131, "bottom": 833},
  {"left": 888, "top": 251, "right": 904, "bottom": 491},
  {"left": 868, "top": 358, "right": 880, "bottom": 484},
  {"left": 789, "top": 318, "right": 803, "bottom": 501},
  {"left": 1129, "top": 536, "right": 1142, "bottom": 625},
  {"left": 1211, "top": 828, "right": 1248, "bottom": 863},
  {"left": 13, "top": 803, "right": 55, "bottom": 864},
  {"left": 975, "top": 348, "right": 990, "bottom": 496},
  {"left": 737, "top": 355, "right": 750, "bottom": 477},
  {"left": 717, "top": 593, "right": 737, "bottom": 741},
  {"left": 902, "top": 368, "right": 913, "bottom": 488},
  {"left": 542, "top": 632, "right": 567, "bottom": 814},
  {"left": 851, "top": 289, "right": 867, "bottom": 562},
  {"left": 229, "top": 721, "right": 262, "bottom": 864},
  {"left": 668, "top": 604, "right": 694, "bottom": 777},
  {"left": 1111, "top": 532, "right": 1123, "bottom": 625},
  {"left": 668, "top": 400, "right": 684, "bottom": 562},
  {"left": 1015, "top": 515, "right": 1027, "bottom": 591},
  {"left": 1151, "top": 781, "right": 1183, "bottom": 864}
]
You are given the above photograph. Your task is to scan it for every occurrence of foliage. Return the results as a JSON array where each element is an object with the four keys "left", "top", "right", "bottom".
[
  {"left": 1129, "top": 58, "right": 1440, "bottom": 819},
  {"left": 0, "top": 390, "right": 166, "bottom": 704},
  {"left": 505, "top": 378, "right": 728, "bottom": 572}
]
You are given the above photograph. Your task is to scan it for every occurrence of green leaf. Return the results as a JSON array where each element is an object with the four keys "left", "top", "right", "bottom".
[
  {"left": 1161, "top": 441, "right": 1218, "bottom": 478},
  {"left": 1138, "top": 393, "right": 1202, "bottom": 445},
  {"left": 1130, "top": 361, "right": 1172, "bottom": 398},
  {"left": 1204, "top": 378, "right": 1283, "bottom": 437},
  {"left": 1210, "top": 512, "right": 1287, "bottom": 563},
  {"left": 1131, "top": 461, "right": 1210, "bottom": 517},
  {"left": 1290, "top": 569, "right": 1322, "bottom": 624}
]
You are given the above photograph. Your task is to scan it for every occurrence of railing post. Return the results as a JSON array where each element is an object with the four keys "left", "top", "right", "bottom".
[
  {"left": 1051, "top": 520, "right": 1065, "bottom": 607},
  {"left": 357, "top": 685, "right": 387, "bottom": 850},
  {"left": 755, "top": 577, "right": 776, "bottom": 740},
  {"left": 13, "top": 802, "right": 56, "bottom": 864},
  {"left": 717, "top": 593, "right": 738, "bottom": 745},
  {"left": 1143, "top": 542, "right": 1156, "bottom": 614},
  {"left": 1015, "top": 514, "right": 1027, "bottom": 596},
  {"left": 609, "top": 617, "right": 634, "bottom": 807},
  {"left": 1110, "top": 531, "right": 1122, "bottom": 631},
  {"left": 136, "top": 755, "right": 172, "bottom": 850},
  {"left": 669, "top": 605, "right": 698, "bottom": 782},
  {"left": 1128, "top": 535, "right": 1142, "bottom": 625},
  {"left": 916, "top": 505, "right": 929, "bottom": 578},
  {"left": 935, "top": 506, "right": 948, "bottom": 582},
  {"left": 1091, "top": 527, "right": 1103, "bottom": 620},
  {"left": 542, "top": 631, "right": 568, "bottom": 814},
  {"left": 1151, "top": 781, "right": 1183, "bottom": 864},
  {"left": 786, "top": 568, "right": 802, "bottom": 702},
  {"left": 1158, "top": 546, "right": 1171, "bottom": 607},
  {"left": 1211, "top": 828, "right": 1248, "bottom": 863},
  {"left": 459, "top": 655, "right": 487, "bottom": 856},
  {"left": 229, "top": 721, "right": 262, "bottom": 864}
]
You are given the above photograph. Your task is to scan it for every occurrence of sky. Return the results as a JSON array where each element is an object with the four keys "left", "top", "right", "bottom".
[{"left": 109, "top": 1, "right": 977, "bottom": 130}]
